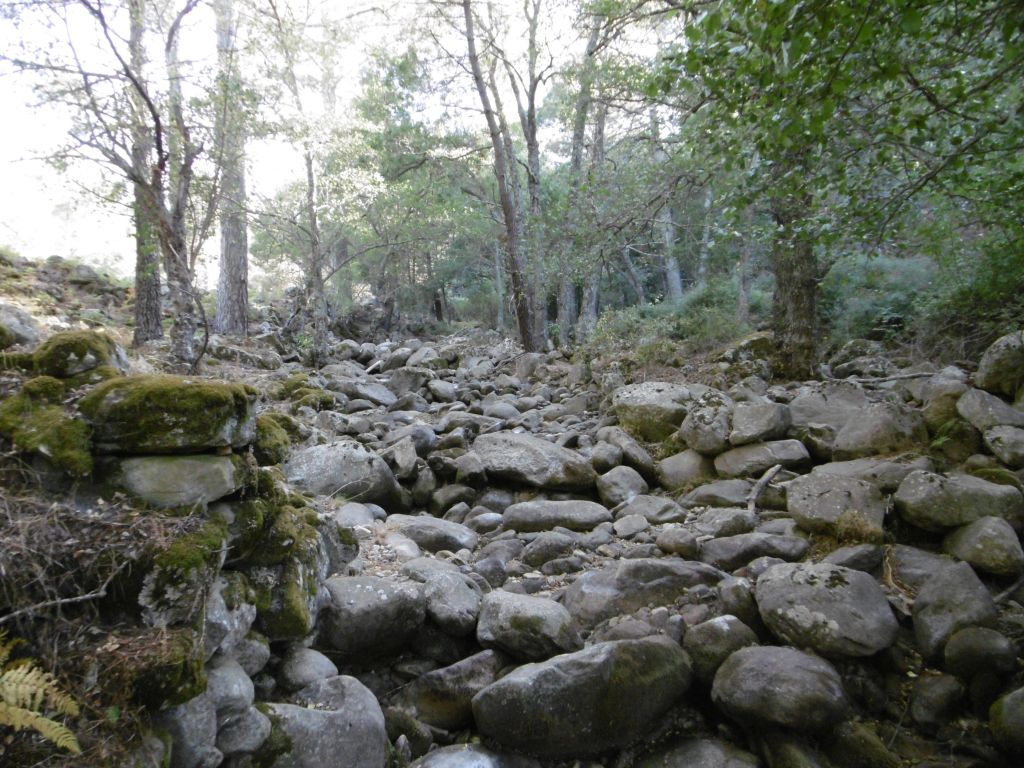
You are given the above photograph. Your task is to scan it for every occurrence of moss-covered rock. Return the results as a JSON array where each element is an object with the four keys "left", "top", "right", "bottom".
[
  {"left": 108, "top": 628, "right": 207, "bottom": 708},
  {"left": 0, "top": 350, "right": 34, "bottom": 372},
  {"left": 272, "top": 373, "right": 310, "bottom": 401},
  {"left": 0, "top": 376, "right": 92, "bottom": 476},
  {"left": 254, "top": 413, "right": 291, "bottom": 466},
  {"left": 81, "top": 374, "right": 257, "bottom": 454},
  {"left": 0, "top": 323, "right": 15, "bottom": 351},
  {"left": 32, "top": 329, "right": 128, "bottom": 378}
]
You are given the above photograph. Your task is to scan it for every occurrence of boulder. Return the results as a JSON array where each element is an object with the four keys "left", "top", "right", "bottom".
[
  {"left": 699, "top": 533, "right": 809, "bottom": 572},
  {"left": 319, "top": 576, "right": 425, "bottom": 657},
  {"left": 678, "top": 390, "right": 735, "bottom": 455},
  {"left": 154, "top": 692, "right": 219, "bottom": 768},
  {"left": 618, "top": 495, "right": 687, "bottom": 524},
  {"left": 0, "top": 301, "right": 42, "bottom": 346},
  {"left": 477, "top": 590, "right": 582, "bottom": 661},
  {"left": 633, "top": 738, "right": 760, "bottom": 768},
  {"left": 657, "top": 449, "right": 716, "bottom": 491},
  {"left": 422, "top": 571, "right": 482, "bottom": 637},
  {"left": 502, "top": 499, "right": 611, "bottom": 532},
  {"left": 217, "top": 705, "right": 271, "bottom": 757},
  {"left": 956, "top": 387, "right": 1024, "bottom": 431},
  {"left": 472, "top": 433, "right": 596, "bottom": 490},
  {"left": 683, "top": 616, "right": 759, "bottom": 683},
  {"left": 109, "top": 455, "right": 242, "bottom": 508},
  {"left": 682, "top": 479, "right": 752, "bottom": 508},
  {"left": 729, "top": 402, "right": 791, "bottom": 446},
  {"left": 809, "top": 455, "right": 932, "bottom": 493},
  {"left": 82, "top": 375, "right": 257, "bottom": 454},
  {"left": 789, "top": 381, "right": 869, "bottom": 431},
  {"left": 562, "top": 558, "right": 725, "bottom": 628},
  {"left": 786, "top": 472, "right": 887, "bottom": 540},
  {"left": 942, "top": 516, "right": 1024, "bottom": 576},
  {"left": 714, "top": 440, "right": 810, "bottom": 478},
  {"left": 913, "top": 562, "right": 998, "bottom": 659},
  {"left": 894, "top": 470, "right": 1024, "bottom": 531},
  {"left": 596, "top": 465, "right": 648, "bottom": 506},
  {"left": 595, "top": 426, "right": 658, "bottom": 481},
  {"left": 985, "top": 425, "right": 1024, "bottom": 468},
  {"left": 832, "top": 402, "right": 927, "bottom": 460},
  {"left": 755, "top": 562, "right": 898, "bottom": 657},
  {"left": 402, "top": 650, "right": 509, "bottom": 730},
  {"left": 33, "top": 329, "right": 129, "bottom": 378},
  {"left": 471, "top": 636, "right": 692, "bottom": 758},
  {"left": 975, "top": 330, "right": 1024, "bottom": 399},
  {"left": 277, "top": 647, "right": 338, "bottom": 693},
  {"left": 385, "top": 514, "right": 479, "bottom": 553},
  {"left": 711, "top": 646, "right": 851, "bottom": 732},
  {"left": 284, "top": 439, "right": 401, "bottom": 505}
]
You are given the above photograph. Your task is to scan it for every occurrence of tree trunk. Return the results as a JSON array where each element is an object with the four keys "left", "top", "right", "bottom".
[
  {"left": 213, "top": 0, "right": 248, "bottom": 335},
  {"left": 737, "top": 204, "right": 753, "bottom": 324},
  {"left": 304, "top": 148, "right": 328, "bottom": 367},
  {"left": 493, "top": 239, "right": 505, "bottom": 330},
  {"left": 621, "top": 245, "right": 646, "bottom": 305},
  {"left": 462, "top": 0, "right": 538, "bottom": 351},
  {"left": 649, "top": 109, "right": 683, "bottom": 302},
  {"left": 769, "top": 191, "right": 818, "bottom": 379},
  {"left": 129, "top": 0, "right": 162, "bottom": 346},
  {"left": 575, "top": 263, "right": 601, "bottom": 342},
  {"left": 697, "top": 187, "right": 714, "bottom": 288}
]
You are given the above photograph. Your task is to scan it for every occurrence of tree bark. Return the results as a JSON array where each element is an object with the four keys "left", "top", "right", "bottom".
[
  {"left": 462, "top": 0, "right": 538, "bottom": 351},
  {"left": 697, "top": 186, "right": 714, "bottom": 288},
  {"left": 649, "top": 109, "right": 683, "bottom": 302},
  {"left": 213, "top": 0, "right": 248, "bottom": 335},
  {"left": 737, "top": 204, "right": 753, "bottom": 324},
  {"left": 575, "top": 263, "right": 601, "bottom": 342},
  {"left": 129, "top": 0, "right": 162, "bottom": 346},
  {"left": 769, "top": 190, "right": 818, "bottom": 379}
]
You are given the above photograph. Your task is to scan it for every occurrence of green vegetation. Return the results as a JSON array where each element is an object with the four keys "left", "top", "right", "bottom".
[
  {"left": 31, "top": 330, "right": 124, "bottom": 379},
  {"left": 0, "top": 377, "right": 92, "bottom": 476}
]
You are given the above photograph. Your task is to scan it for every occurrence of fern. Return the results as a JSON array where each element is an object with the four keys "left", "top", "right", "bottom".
[{"left": 0, "top": 631, "right": 81, "bottom": 755}]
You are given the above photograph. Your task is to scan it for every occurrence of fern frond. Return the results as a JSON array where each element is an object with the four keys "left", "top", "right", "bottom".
[
  {"left": 0, "top": 665, "right": 79, "bottom": 716},
  {"left": 0, "top": 630, "right": 17, "bottom": 668},
  {"left": 0, "top": 701, "right": 81, "bottom": 754}
]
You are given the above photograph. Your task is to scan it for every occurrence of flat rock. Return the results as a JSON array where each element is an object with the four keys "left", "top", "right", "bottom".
[
  {"left": 810, "top": 455, "right": 932, "bottom": 493},
  {"left": 477, "top": 590, "right": 582, "bottom": 661},
  {"left": 894, "top": 470, "right": 1024, "bottom": 531},
  {"left": 699, "top": 533, "right": 809, "bottom": 572},
  {"left": 755, "top": 562, "right": 898, "bottom": 657},
  {"left": 832, "top": 402, "right": 927, "bottom": 460},
  {"left": 502, "top": 499, "right": 611, "bottom": 532},
  {"left": 714, "top": 440, "right": 809, "bottom": 478},
  {"left": 612, "top": 381, "right": 703, "bottom": 441},
  {"left": 110, "top": 455, "right": 241, "bottom": 508},
  {"left": 472, "top": 433, "right": 596, "bottom": 490},
  {"left": 618, "top": 494, "right": 687, "bottom": 524},
  {"left": 786, "top": 472, "right": 886, "bottom": 539},
  {"left": 319, "top": 576, "right": 425, "bottom": 657},
  {"left": 956, "top": 387, "right": 1024, "bottom": 431},
  {"left": 682, "top": 479, "right": 752, "bottom": 508},
  {"left": 385, "top": 514, "right": 479, "bottom": 553},
  {"left": 284, "top": 439, "right": 401, "bottom": 505}
]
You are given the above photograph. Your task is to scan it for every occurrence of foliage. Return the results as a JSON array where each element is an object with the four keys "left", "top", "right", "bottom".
[{"left": 0, "top": 631, "right": 81, "bottom": 755}]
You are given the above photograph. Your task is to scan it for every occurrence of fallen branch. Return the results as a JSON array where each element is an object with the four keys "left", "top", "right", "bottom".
[
  {"left": 746, "top": 463, "right": 783, "bottom": 515},
  {"left": 0, "top": 562, "right": 126, "bottom": 626}
]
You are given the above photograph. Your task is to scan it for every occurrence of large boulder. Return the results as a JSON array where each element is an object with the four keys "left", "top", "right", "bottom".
[
  {"left": 502, "top": 499, "right": 611, "bottom": 532},
  {"left": 711, "top": 646, "right": 851, "bottom": 732},
  {"left": 657, "top": 449, "right": 716, "bottom": 491},
  {"left": 713, "top": 440, "right": 810, "bottom": 478},
  {"left": 81, "top": 375, "right": 257, "bottom": 454},
  {"left": 476, "top": 590, "right": 582, "bottom": 661},
  {"left": 985, "top": 426, "right": 1024, "bottom": 468},
  {"left": 319, "top": 576, "right": 425, "bottom": 657},
  {"left": 562, "top": 558, "right": 725, "bottom": 628},
  {"left": 699, "top": 532, "right": 809, "bottom": 572},
  {"left": 943, "top": 516, "right": 1024, "bottom": 576},
  {"left": 913, "top": 562, "right": 998, "bottom": 659},
  {"left": 789, "top": 381, "right": 869, "bottom": 431},
  {"left": 786, "top": 472, "right": 887, "bottom": 540},
  {"left": 401, "top": 650, "right": 509, "bottom": 730},
  {"left": 729, "top": 402, "right": 791, "bottom": 446},
  {"left": 755, "top": 562, "right": 899, "bottom": 657},
  {"left": 975, "top": 330, "right": 1024, "bottom": 399},
  {"left": 894, "top": 470, "right": 1024, "bottom": 531},
  {"left": 678, "top": 389, "right": 735, "bottom": 455},
  {"left": 472, "top": 433, "right": 596, "bottom": 490},
  {"left": 471, "top": 637, "right": 692, "bottom": 759},
  {"left": 956, "top": 388, "right": 1024, "bottom": 431},
  {"left": 32, "top": 329, "right": 129, "bottom": 379},
  {"left": 284, "top": 439, "right": 401, "bottom": 505},
  {"left": 611, "top": 381, "right": 703, "bottom": 441},
  {"left": 109, "top": 455, "right": 242, "bottom": 509}
]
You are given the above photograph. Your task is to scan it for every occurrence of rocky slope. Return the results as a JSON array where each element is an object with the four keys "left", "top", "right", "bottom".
[{"left": 2, "top": 259, "right": 1024, "bottom": 768}]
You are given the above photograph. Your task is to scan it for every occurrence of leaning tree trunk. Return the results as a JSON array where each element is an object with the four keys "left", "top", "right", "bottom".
[
  {"left": 769, "top": 190, "right": 818, "bottom": 380},
  {"left": 213, "top": 0, "right": 249, "bottom": 335}
]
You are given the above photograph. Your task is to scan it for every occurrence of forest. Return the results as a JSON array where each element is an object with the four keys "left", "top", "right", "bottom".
[{"left": 1, "top": 1, "right": 1024, "bottom": 767}]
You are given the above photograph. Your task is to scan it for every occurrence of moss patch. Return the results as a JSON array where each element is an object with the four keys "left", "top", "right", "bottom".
[
  {"left": 0, "top": 376, "right": 92, "bottom": 476},
  {"left": 80, "top": 374, "right": 257, "bottom": 453},
  {"left": 32, "top": 329, "right": 124, "bottom": 378},
  {"left": 254, "top": 414, "right": 291, "bottom": 466},
  {"left": 289, "top": 388, "right": 335, "bottom": 414},
  {"left": 252, "top": 705, "right": 293, "bottom": 768},
  {"left": 106, "top": 628, "right": 207, "bottom": 708},
  {"left": 0, "top": 323, "right": 15, "bottom": 351},
  {"left": 272, "top": 373, "right": 310, "bottom": 401},
  {"left": 0, "top": 350, "right": 34, "bottom": 371},
  {"left": 970, "top": 466, "right": 1024, "bottom": 493}
]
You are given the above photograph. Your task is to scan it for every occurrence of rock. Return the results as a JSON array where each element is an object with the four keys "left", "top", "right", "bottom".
[
  {"left": 832, "top": 402, "right": 927, "bottom": 460},
  {"left": 711, "top": 646, "right": 851, "bottom": 732},
  {"left": 942, "top": 516, "right": 1024, "bottom": 575},
  {"left": 913, "top": 562, "right": 998, "bottom": 659},
  {"left": 423, "top": 570, "right": 482, "bottom": 637},
  {"left": 894, "top": 469, "right": 1024, "bottom": 531},
  {"left": 386, "top": 514, "right": 479, "bottom": 553},
  {"left": 809, "top": 455, "right": 932, "bottom": 493},
  {"left": 402, "top": 650, "right": 508, "bottom": 730},
  {"left": 682, "top": 479, "right": 752, "bottom": 508},
  {"left": 409, "top": 744, "right": 541, "bottom": 768},
  {"left": 266, "top": 677, "right": 387, "bottom": 768},
  {"left": 596, "top": 465, "right": 648, "bottom": 506},
  {"left": 472, "top": 432, "right": 596, "bottom": 490},
  {"left": 595, "top": 426, "right": 658, "bottom": 481},
  {"left": 0, "top": 301, "right": 41, "bottom": 345},
  {"left": 234, "top": 633, "right": 271, "bottom": 677},
  {"left": 217, "top": 705, "right": 271, "bottom": 756},
  {"left": 789, "top": 381, "right": 869, "bottom": 431},
  {"left": 975, "top": 330, "right": 1024, "bottom": 399},
  {"left": 203, "top": 576, "right": 256, "bottom": 659},
  {"left": 522, "top": 531, "right": 577, "bottom": 567},
  {"left": 755, "top": 562, "right": 898, "bottom": 657},
  {"left": 985, "top": 425, "right": 1024, "bottom": 468},
  {"left": 562, "top": 558, "right": 725, "bottom": 628},
  {"left": 911, "top": 674, "right": 965, "bottom": 733},
  {"left": 657, "top": 449, "right": 716, "bottom": 491},
  {"left": 823, "top": 544, "right": 884, "bottom": 573},
  {"left": 154, "top": 692, "right": 219, "bottom": 768},
  {"left": 428, "top": 379, "right": 457, "bottom": 402},
  {"left": 887, "top": 545, "right": 954, "bottom": 590},
  {"left": 990, "top": 685, "right": 1024, "bottom": 756},
  {"left": 692, "top": 507, "right": 757, "bottom": 538},
  {"left": 612, "top": 381, "right": 703, "bottom": 441},
  {"left": 944, "top": 627, "right": 1018, "bottom": 680},
  {"left": 206, "top": 338, "right": 282, "bottom": 370},
  {"left": 277, "top": 647, "right": 338, "bottom": 693},
  {"left": 109, "top": 455, "right": 242, "bottom": 508},
  {"left": 319, "top": 576, "right": 425, "bottom": 657},
  {"left": 284, "top": 439, "right": 401, "bottom": 506},
  {"left": 502, "top": 499, "right": 611, "bottom": 532},
  {"left": 613, "top": 514, "right": 650, "bottom": 537},
  {"left": 82, "top": 375, "right": 257, "bottom": 454},
  {"left": 729, "top": 402, "right": 791, "bottom": 446},
  {"left": 477, "top": 590, "right": 582, "bottom": 661},
  {"left": 679, "top": 390, "right": 735, "bottom": 455},
  {"left": 714, "top": 440, "right": 810, "bottom": 478},
  {"left": 786, "top": 472, "right": 886, "bottom": 540},
  {"left": 618, "top": 495, "right": 687, "bottom": 524},
  {"left": 683, "top": 616, "right": 759, "bottom": 683},
  {"left": 206, "top": 655, "right": 253, "bottom": 717},
  {"left": 471, "top": 636, "right": 692, "bottom": 759},
  {"left": 699, "top": 533, "right": 809, "bottom": 572},
  {"left": 655, "top": 527, "right": 699, "bottom": 558},
  {"left": 332, "top": 377, "right": 398, "bottom": 407},
  {"left": 956, "top": 387, "right": 1024, "bottom": 431},
  {"left": 633, "top": 738, "right": 760, "bottom": 768}
]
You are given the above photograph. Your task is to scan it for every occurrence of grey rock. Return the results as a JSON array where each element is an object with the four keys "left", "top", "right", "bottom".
[
  {"left": 657, "top": 449, "right": 716, "bottom": 491},
  {"left": 913, "top": 562, "right": 998, "bottom": 659},
  {"left": 284, "top": 439, "right": 400, "bottom": 505},
  {"left": 613, "top": 513, "right": 650, "bottom": 537},
  {"left": 944, "top": 627, "right": 1018, "bottom": 680},
  {"left": 990, "top": 685, "right": 1024, "bottom": 755},
  {"left": 823, "top": 544, "right": 884, "bottom": 572},
  {"left": 810, "top": 455, "right": 932, "bottom": 493},
  {"left": 154, "top": 692, "right": 219, "bottom": 768},
  {"left": 714, "top": 440, "right": 810, "bottom": 478},
  {"left": 682, "top": 479, "right": 752, "bottom": 508},
  {"left": 333, "top": 378, "right": 398, "bottom": 407},
  {"left": 233, "top": 632, "right": 271, "bottom": 677},
  {"left": 423, "top": 570, "right": 482, "bottom": 637},
  {"left": 789, "top": 381, "right": 869, "bottom": 431},
  {"left": 388, "top": 366, "right": 434, "bottom": 396},
  {"left": 655, "top": 527, "right": 699, "bottom": 558},
  {"left": 320, "top": 576, "right": 425, "bottom": 656},
  {"left": 956, "top": 387, "right": 1024, "bottom": 431},
  {"left": 589, "top": 441, "right": 624, "bottom": 473},
  {"left": 942, "top": 516, "right": 1024, "bottom": 575},
  {"left": 477, "top": 590, "right": 581, "bottom": 660},
  {"left": 683, "top": 615, "right": 759, "bottom": 683},
  {"left": 711, "top": 646, "right": 851, "bottom": 732},
  {"left": 975, "top": 330, "right": 1024, "bottom": 399},
  {"left": 911, "top": 674, "right": 964, "bottom": 733},
  {"left": 699, "top": 533, "right": 809, "bottom": 572},
  {"left": 894, "top": 470, "right": 1024, "bottom": 531},
  {"left": 595, "top": 426, "right": 658, "bottom": 481},
  {"left": 756, "top": 562, "right": 898, "bottom": 657},
  {"left": 887, "top": 544, "right": 954, "bottom": 590},
  {"left": 402, "top": 650, "right": 508, "bottom": 730},
  {"left": 277, "top": 646, "right": 338, "bottom": 693},
  {"left": 386, "top": 514, "right": 479, "bottom": 553},
  {"left": 216, "top": 705, "right": 271, "bottom": 756},
  {"left": 206, "top": 655, "right": 253, "bottom": 716},
  {"left": 502, "top": 499, "right": 611, "bottom": 532},
  {"left": 985, "top": 425, "right": 1024, "bottom": 468},
  {"left": 409, "top": 744, "right": 541, "bottom": 768},
  {"left": 618, "top": 494, "right": 687, "bottom": 524},
  {"left": 633, "top": 738, "right": 760, "bottom": 768},
  {"left": 693, "top": 507, "right": 757, "bottom": 538},
  {"left": 679, "top": 390, "right": 735, "bottom": 455},
  {"left": 522, "top": 531, "right": 577, "bottom": 567},
  {"left": 472, "top": 636, "right": 692, "bottom": 758},
  {"left": 729, "top": 402, "right": 791, "bottom": 447},
  {"left": 0, "top": 301, "right": 42, "bottom": 345},
  {"left": 596, "top": 465, "right": 648, "bottom": 506},
  {"left": 472, "top": 432, "right": 596, "bottom": 490},
  {"left": 786, "top": 472, "right": 886, "bottom": 539},
  {"left": 203, "top": 576, "right": 256, "bottom": 659},
  {"left": 832, "top": 402, "right": 927, "bottom": 460},
  {"left": 562, "top": 558, "right": 725, "bottom": 628},
  {"left": 111, "top": 455, "right": 241, "bottom": 509},
  {"left": 612, "top": 381, "right": 703, "bottom": 441}
]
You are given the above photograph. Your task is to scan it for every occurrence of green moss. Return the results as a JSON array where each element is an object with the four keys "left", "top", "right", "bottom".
[
  {"left": 970, "top": 466, "right": 1024, "bottom": 493},
  {"left": 220, "top": 571, "right": 256, "bottom": 611},
  {"left": 0, "top": 377, "right": 92, "bottom": 476},
  {"left": 248, "top": 506, "right": 319, "bottom": 567},
  {"left": 255, "top": 561, "right": 313, "bottom": 639},
  {"left": 111, "top": 628, "right": 207, "bottom": 708},
  {"left": 153, "top": 514, "right": 229, "bottom": 576},
  {"left": 262, "top": 411, "right": 302, "bottom": 438},
  {"left": 252, "top": 704, "right": 293, "bottom": 768},
  {"left": 32, "top": 329, "right": 123, "bottom": 378},
  {"left": 228, "top": 500, "right": 270, "bottom": 559},
  {"left": 0, "top": 323, "right": 14, "bottom": 351},
  {"left": 0, "top": 350, "right": 33, "bottom": 371},
  {"left": 289, "top": 387, "right": 335, "bottom": 414},
  {"left": 835, "top": 510, "right": 884, "bottom": 544},
  {"left": 272, "top": 373, "right": 310, "bottom": 401},
  {"left": 63, "top": 364, "right": 123, "bottom": 389},
  {"left": 254, "top": 413, "right": 291, "bottom": 465},
  {"left": 80, "top": 374, "right": 257, "bottom": 453}
]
